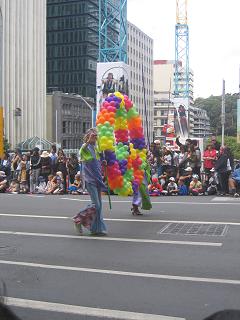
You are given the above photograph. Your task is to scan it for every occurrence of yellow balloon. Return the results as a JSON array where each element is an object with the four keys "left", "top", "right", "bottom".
[{"left": 114, "top": 91, "right": 124, "bottom": 100}]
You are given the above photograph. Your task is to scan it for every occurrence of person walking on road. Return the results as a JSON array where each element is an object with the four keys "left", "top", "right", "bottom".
[{"left": 79, "top": 128, "right": 107, "bottom": 236}]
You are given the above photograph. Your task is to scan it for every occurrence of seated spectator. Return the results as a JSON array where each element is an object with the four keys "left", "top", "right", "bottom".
[
  {"left": 229, "top": 167, "right": 240, "bottom": 197},
  {"left": 178, "top": 178, "right": 188, "bottom": 195},
  {"left": 68, "top": 173, "right": 83, "bottom": 195},
  {"left": 159, "top": 167, "right": 174, "bottom": 189},
  {"left": 205, "top": 168, "right": 218, "bottom": 195},
  {"left": 35, "top": 176, "right": 47, "bottom": 194},
  {"left": 19, "top": 180, "right": 29, "bottom": 194},
  {"left": 56, "top": 171, "right": 63, "bottom": 181},
  {"left": 167, "top": 177, "right": 178, "bottom": 195},
  {"left": 189, "top": 174, "right": 203, "bottom": 195},
  {"left": 7, "top": 179, "right": 20, "bottom": 194},
  {"left": 0, "top": 171, "right": 8, "bottom": 193},
  {"left": 53, "top": 176, "right": 64, "bottom": 194},
  {"left": 148, "top": 177, "right": 163, "bottom": 196},
  {"left": 45, "top": 175, "right": 57, "bottom": 194},
  {"left": 179, "top": 166, "right": 193, "bottom": 189}
]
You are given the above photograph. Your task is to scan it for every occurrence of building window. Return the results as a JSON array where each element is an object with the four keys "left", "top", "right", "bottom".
[
  {"left": 62, "top": 121, "right": 66, "bottom": 133},
  {"left": 62, "top": 140, "right": 67, "bottom": 148}
]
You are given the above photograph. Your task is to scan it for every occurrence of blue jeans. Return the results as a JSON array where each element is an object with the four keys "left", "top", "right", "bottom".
[
  {"left": 157, "top": 165, "right": 162, "bottom": 177},
  {"left": 86, "top": 182, "right": 107, "bottom": 234}
]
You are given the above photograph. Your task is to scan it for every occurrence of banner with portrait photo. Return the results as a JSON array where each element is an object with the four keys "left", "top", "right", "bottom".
[
  {"left": 237, "top": 99, "right": 240, "bottom": 144},
  {"left": 96, "top": 62, "right": 130, "bottom": 114},
  {"left": 173, "top": 97, "right": 189, "bottom": 138}
]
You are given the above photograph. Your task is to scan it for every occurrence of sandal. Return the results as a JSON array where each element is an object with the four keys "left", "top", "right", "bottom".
[{"left": 131, "top": 205, "right": 143, "bottom": 216}]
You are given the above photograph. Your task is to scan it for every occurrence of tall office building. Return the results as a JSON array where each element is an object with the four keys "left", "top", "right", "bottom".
[
  {"left": 0, "top": 0, "right": 46, "bottom": 147},
  {"left": 127, "top": 22, "right": 154, "bottom": 144},
  {"left": 47, "top": 0, "right": 99, "bottom": 99}
]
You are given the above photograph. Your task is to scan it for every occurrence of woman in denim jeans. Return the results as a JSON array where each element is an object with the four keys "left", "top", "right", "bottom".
[{"left": 79, "top": 128, "right": 107, "bottom": 236}]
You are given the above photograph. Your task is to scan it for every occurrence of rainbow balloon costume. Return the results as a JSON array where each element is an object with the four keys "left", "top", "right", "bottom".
[{"left": 96, "top": 91, "right": 149, "bottom": 197}]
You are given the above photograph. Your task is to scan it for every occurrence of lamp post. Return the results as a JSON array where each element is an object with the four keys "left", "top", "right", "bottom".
[
  {"left": 3, "top": 107, "right": 22, "bottom": 146},
  {"left": 221, "top": 80, "right": 225, "bottom": 147},
  {"left": 14, "top": 107, "right": 22, "bottom": 148},
  {"left": 75, "top": 94, "right": 96, "bottom": 127}
]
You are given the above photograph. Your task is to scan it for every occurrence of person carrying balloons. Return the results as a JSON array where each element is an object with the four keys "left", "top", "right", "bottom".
[
  {"left": 95, "top": 91, "right": 152, "bottom": 215},
  {"left": 79, "top": 128, "right": 108, "bottom": 236}
]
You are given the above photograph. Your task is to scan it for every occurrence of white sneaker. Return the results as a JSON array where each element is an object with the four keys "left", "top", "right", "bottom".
[{"left": 234, "top": 193, "right": 239, "bottom": 198}]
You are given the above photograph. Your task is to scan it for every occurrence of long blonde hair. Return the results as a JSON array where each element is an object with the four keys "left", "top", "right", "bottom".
[{"left": 83, "top": 128, "right": 98, "bottom": 143}]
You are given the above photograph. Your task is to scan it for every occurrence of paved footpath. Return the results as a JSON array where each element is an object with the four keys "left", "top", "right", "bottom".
[{"left": 0, "top": 194, "right": 240, "bottom": 320}]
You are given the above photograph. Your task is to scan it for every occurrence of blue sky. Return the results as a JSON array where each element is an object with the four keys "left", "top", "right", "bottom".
[{"left": 128, "top": 0, "right": 240, "bottom": 99}]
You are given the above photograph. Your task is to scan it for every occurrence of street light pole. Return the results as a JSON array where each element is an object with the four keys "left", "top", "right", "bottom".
[
  {"left": 76, "top": 94, "right": 96, "bottom": 127},
  {"left": 237, "top": 66, "right": 240, "bottom": 144},
  {"left": 221, "top": 79, "right": 225, "bottom": 147}
]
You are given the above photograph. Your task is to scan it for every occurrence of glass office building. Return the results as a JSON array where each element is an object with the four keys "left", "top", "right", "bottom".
[{"left": 47, "top": 0, "right": 99, "bottom": 99}]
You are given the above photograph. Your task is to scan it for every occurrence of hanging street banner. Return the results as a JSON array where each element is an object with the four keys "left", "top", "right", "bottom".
[
  {"left": 237, "top": 98, "right": 240, "bottom": 144},
  {"left": 173, "top": 97, "right": 189, "bottom": 138},
  {"left": 96, "top": 62, "right": 130, "bottom": 114}
]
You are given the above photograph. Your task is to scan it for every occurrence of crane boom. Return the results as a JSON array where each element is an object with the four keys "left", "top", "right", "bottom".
[{"left": 174, "top": 0, "right": 189, "bottom": 98}]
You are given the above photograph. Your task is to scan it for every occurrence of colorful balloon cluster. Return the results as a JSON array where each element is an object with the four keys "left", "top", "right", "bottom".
[{"left": 96, "top": 92, "right": 147, "bottom": 196}]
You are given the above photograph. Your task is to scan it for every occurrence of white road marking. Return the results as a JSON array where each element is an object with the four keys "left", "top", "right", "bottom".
[
  {"left": 60, "top": 197, "right": 240, "bottom": 205},
  {"left": 0, "top": 213, "right": 69, "bottom": 219},
  {"left": 211, "top": 197, "right": 240, "bottom": 202},
  {"left": 0, "top": 230, "right": 222, "bottom": 246},
  {"left": 1, "top": 259, "right": 240, "bottom": 285},
  {"left": 1, "top": 213, "right": 240, "bottom": 226},
  {"left": 6, "top": 297, "right": 185, "bottom": 320},
  {"left": 27, "top": 195, "right": 46, "bottom": 198}
]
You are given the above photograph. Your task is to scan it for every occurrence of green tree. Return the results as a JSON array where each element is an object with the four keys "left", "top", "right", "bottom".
[{"left": 194, "top": 93, "right": 238, "bottom": 136}]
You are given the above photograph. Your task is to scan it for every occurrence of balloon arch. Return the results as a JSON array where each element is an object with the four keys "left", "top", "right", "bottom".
[{"left": 96, "top": 92, "right": 147, "bottom": 196}]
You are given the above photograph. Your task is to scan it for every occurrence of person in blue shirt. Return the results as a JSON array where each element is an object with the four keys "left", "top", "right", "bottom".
[
  {"left": 229, "top": 167, "right": 240, "bottom": 197},
  {"left": 177, "top": 178, "right": 188, "bottom": 195}
]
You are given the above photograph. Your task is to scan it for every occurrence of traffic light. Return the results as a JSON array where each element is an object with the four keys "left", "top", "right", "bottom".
[{"left": 0, "top": 106, "right": 3, "bottom": 158}]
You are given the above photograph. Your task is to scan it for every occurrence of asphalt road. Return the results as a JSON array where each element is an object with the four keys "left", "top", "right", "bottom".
[{"left": 0, "top": 193, "right": 240, "bottom": 320}]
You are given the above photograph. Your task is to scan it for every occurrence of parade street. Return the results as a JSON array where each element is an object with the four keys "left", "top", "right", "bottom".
[{"left": 1, "top": 194, "right": 240, "bottom": 320}]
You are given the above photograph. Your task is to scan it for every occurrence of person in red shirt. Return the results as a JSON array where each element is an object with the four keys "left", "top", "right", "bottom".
[
  {"left": 148, "top": 177, "right": 163, "bottom": 196},
  {"left": 203, "top": 144, "right": 217, "bottom": 181}
]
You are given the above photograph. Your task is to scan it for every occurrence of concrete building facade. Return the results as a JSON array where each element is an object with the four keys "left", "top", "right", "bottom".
[
  {"left": 46, "top": 92, "right": 93, "bottom": 150},
  {"left": 127, "top": 21, "right": 154, "bottom": 144},
  {"left": 0, "top": 0, "right": 46, "bottom": 148}
]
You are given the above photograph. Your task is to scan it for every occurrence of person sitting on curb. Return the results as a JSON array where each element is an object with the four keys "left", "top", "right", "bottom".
[
  {"left": 167, "top": 177, "right": 178, "bottom": 195},
  {"left": 189, "top": 174, "right": 203, "bottom": 196},
  {"left": 178, "top": 178, "right": 188, "bottom": 195},
  {"left": 205, "top": 168, "right": 218, "bottom": 195},
  {"left": 148, "top": 177, "right": 163, "bottom": 196},
  {"left": 228, "top": 167, "right": 240, "bottom": 197}
]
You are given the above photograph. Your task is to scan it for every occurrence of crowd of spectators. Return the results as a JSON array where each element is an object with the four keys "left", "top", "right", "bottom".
[
  {"left": 147, "top": 136, "right": 240, "bottom": 197},
  {"left": 0, "top": 136, "right": 240, "bottom": 197},
  {"left": 0, "top": 145, "right": 87, "bottom": 195}
]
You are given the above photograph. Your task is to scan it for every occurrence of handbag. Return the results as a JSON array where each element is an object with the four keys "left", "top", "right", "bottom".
[{"left": 72, "top": 205, "right": 96, "bottom": 231}]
